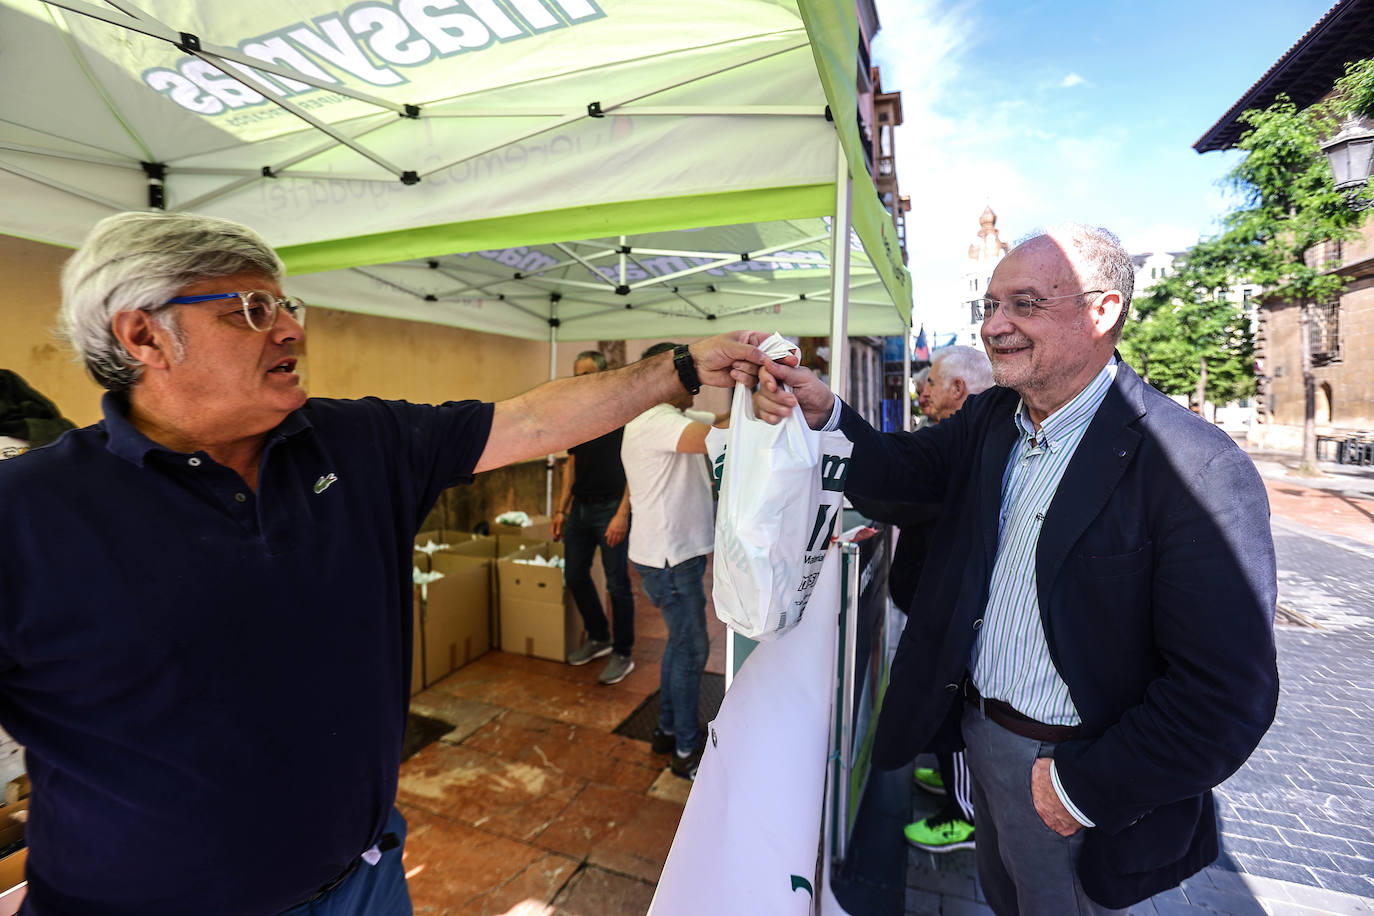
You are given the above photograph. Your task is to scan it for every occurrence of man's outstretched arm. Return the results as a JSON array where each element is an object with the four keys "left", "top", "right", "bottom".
[{"left": 476, "top": 332, "right": 775, "bottom": 473}]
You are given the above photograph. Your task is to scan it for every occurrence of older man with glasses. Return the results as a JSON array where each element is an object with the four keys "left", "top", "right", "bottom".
[
  {"left": 0, "top": 211, "right": 777, "bottom": 916},
  {"left": 755, "top": 224, "right": 1278, "bottom": 915}
]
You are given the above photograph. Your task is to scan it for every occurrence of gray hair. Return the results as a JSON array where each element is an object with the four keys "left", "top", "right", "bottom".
[
  {"left": 913, "top": 366, "right": 930, "bottom": 387},
  {"left": 933, "top": 345, "right": 993, "bottom": 395},
  {"left": 59, "top": 211, "right": 283, "bottom": 391},
  {"left": 574, "top": 350, "right": 608, "bottom": 371},
  {"left": 1017, "top": 223, "right": 1135, "bottom": 340}
]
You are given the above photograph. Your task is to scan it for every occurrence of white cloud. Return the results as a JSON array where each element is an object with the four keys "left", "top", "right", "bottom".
[{"left": 1059, "top": 72, "right": 1087, "bottom": 88}]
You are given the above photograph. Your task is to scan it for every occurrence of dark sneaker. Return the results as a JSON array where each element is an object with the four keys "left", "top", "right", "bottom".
[
  {"left": 598, "top": 654, "right": 635, "bottom": 685},
  {"left": 670, "top": 737, "right": 706, "bottom": 781},
  {"left": 650, "top": 728, "right": 675, "bottom": 754},
  {"left": 903, "top": 806, "right": 974, "bottom": 853},
  {"left": 913, "top": 766, "right": 946, "bottom": 796},
  {"left": 566, "top": 639, "right": 612, "bottom": 666}
]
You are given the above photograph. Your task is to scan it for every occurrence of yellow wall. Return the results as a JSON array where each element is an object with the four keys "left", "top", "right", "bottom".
[{"left": 0, "top": 236, "right": 103, "bottom": 427}]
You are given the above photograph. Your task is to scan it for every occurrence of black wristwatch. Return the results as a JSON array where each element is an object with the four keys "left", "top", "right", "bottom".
[{"left": 672, "top": 344, "right": 701, "bottom": 395}]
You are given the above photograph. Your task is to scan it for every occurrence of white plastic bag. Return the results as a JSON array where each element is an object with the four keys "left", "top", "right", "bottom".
[{"left": 707, "top": 340, "right": 853, "bottom": 640}]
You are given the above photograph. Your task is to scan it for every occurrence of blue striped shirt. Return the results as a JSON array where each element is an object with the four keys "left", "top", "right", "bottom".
[{"left": 971, "top": 359, "right": 1119, "bottom": 726}]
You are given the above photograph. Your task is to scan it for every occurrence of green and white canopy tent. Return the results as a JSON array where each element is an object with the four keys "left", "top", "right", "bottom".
[{"left": 1, "top": 0, "right": 911, "bottom": 376}]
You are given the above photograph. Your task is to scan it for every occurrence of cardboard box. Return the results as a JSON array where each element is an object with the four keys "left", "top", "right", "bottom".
[
  {"left": 496, "top": 541, "right": 587, "bottom": 661},
  {"left": 414, "top": 530, "right": 478, "bottom": 573},
  {"left": 421, "top": 551, "right": 492, "bottom": 685},
  {"left": 0, "top": 780, "right": 28, "bottom": 906},
  {"left": 0, "top": 849, "right": 24, "bottom": 913},
  {"left": 493, "top": 514, "right": 553, "bottom": 542}
]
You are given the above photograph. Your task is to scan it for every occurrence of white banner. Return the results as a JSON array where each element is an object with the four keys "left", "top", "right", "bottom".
[{"left": 648, "top": 544, "right": 841, "bottom": 916}]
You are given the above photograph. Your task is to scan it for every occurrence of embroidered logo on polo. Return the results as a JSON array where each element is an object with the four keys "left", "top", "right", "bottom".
[{"left": 313, "top": 473, "right": 339, "bottom": 494}]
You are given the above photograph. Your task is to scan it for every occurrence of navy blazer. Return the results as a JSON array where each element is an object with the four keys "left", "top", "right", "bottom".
[{"left": 842, "top": 360, "right": 1279, "bottom": 909}]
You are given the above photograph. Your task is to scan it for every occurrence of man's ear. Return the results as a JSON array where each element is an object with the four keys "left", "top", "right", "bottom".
[
  {"left": 951, "top": 377, "right": 966, "bottom": 400},
  {"left": 110, "top": 309, "right": 173, "bottom": 371},
  {"left": 1092, "top": 291, "right": 1124, "bottom": 335}
]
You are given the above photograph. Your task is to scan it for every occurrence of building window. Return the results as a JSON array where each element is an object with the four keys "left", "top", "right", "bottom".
[
  {"left": 971, "top": 299, "right": 985, "bottom": 323},
  {"left": 1310, "top": 301, "right": 1341, "bottom": 366}
]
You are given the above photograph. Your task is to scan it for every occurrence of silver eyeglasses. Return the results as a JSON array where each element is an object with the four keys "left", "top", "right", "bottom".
[
  {"left": 165, "top": 290, "right": 306, "bottom": 332},
  {"left": 980, "top": 290, "right": 1104, "bottom": 320}
]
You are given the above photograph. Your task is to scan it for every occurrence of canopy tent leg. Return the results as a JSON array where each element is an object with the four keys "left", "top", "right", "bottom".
[
  {"left": 903, "top": 325, "right": 912, "bottom": 431},
  {"left": 828, "top": 141, "right": 853, "bottom": 402},
  {"left": 546, "top": 299, "right": 559, "bottom": 518}
]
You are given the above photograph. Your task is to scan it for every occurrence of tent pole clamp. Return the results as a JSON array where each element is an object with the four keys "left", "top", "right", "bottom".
[
  {"left": 141, "top": 161, "right": 167, "bottom": 210},
  {"left": 587, "top": 101, "right": 605, "bottom": 118}
]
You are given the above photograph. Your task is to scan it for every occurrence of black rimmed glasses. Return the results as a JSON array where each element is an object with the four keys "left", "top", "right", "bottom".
[
  {"left": 164, "top": 290, "right": 306, "bottom": 332},
  {"left": 979, "top": 290, "right": 1104, "bottom": 320}
]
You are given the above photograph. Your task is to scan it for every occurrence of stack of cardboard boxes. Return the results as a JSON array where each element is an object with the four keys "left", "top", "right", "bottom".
[
  {"left": 0, "top": 776, "right": 29, "bottom": 914},
  {"left": 411, "top": 516, "right": 605, "bottom": 693}
]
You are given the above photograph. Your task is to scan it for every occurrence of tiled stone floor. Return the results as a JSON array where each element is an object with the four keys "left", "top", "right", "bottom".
[{"left": 398, "top": 563, "right": 726, "bottom": 916}]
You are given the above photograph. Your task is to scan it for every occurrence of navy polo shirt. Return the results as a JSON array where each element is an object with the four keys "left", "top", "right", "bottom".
[{"left": 0, "top": 393, "right": 492, "bottom": 915}]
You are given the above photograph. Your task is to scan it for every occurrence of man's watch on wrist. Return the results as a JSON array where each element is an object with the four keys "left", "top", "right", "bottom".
[{"left": 672, "top": 344, "right": 701, "bottom": 395}]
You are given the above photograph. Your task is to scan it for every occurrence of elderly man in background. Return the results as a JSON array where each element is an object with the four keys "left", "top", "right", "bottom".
[
  {"left": 0, "top": 211, "right": 774, "bottom": 916},
  {"left": 757, "top": 224, "right": 1278, "bottom": 914},
  {"left": 852, "top": 343, "right": 993, "bottom": 855}
]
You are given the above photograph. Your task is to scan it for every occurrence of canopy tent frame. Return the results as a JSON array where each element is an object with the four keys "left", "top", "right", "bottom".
[{"left": 3, "top": 0, "right": 914, "bottom": 478}]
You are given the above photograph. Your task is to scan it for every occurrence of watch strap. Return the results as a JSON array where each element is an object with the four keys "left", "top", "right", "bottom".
[{"left": 672, "top": 344, "right": 701, "bottom": 395}]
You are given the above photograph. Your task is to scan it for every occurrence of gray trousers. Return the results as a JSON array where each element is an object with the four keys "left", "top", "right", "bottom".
[{"left": 961, "top": 705, "right": 1127, "bottom": 916}]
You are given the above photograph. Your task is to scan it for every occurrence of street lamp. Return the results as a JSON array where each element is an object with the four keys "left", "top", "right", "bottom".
[{"left": 1321, "top": 115, "right": 1374, "bottom": 211}]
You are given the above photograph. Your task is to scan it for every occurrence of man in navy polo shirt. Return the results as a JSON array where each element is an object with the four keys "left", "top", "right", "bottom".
[{"left": 0, "top": 211, "right": 776, "bottom": 915}]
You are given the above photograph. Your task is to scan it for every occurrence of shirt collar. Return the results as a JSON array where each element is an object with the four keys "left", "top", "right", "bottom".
[
  {"left": 1011, "top": 357, "right": 1118, "bottom": 451},
  {"left": 102, "top": 390, "right": 314, "bottom": 467}
]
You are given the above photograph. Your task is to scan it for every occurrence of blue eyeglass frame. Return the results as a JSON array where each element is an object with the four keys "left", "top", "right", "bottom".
[{"left": 164, "top": 290, "right": 305, "bottom": 331}]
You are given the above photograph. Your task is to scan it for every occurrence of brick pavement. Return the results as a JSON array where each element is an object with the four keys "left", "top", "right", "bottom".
[{"left": 902, "top": 453, "right": 1374, "bottom": 915}]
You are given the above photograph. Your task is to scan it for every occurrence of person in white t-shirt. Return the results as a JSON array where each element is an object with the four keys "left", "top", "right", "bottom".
[{"left": 621, "top": 342, "right": 728, "bottom": 781}]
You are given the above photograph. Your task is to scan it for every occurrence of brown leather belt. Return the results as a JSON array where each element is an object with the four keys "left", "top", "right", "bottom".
[{"left": 964, "top": 678, "right": 1081, "bottom": 744}]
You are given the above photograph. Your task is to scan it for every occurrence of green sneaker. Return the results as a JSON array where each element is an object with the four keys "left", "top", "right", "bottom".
[
  {"left": 904, "top": 809, "right": 974, "bottom": 853},
  {"left": 912, "top": 766, "right": 946, "bottom": 796}
]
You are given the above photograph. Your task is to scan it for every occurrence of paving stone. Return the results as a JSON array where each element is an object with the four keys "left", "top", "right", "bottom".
[
  {"left": 1180, "top": 883, "right": 1271, "bottom": 916},
  {"left": 1221, "top": 817, "right": 1285, "bottom": 844},
  {"left": 1227, "top": 853, "right": 1316, "bottom": 887},
  {"left": 1151, "top": 896, "right": 1210, "bottom": 916},
  {"left": 1276, "top": 827, "right": 1357, "bottom": 855},
  {"left": 939, "top": 898, "right": 995, "bottom": 916},
  {"left": 1201, "top": 867, "right": 1293, "bottom": 902},
  {"left": 902, "top": 887, "right": 940, "bottom": 915},
  {"left": 1281, "top": 881, "right": 1374, "bottom": 915},
  {"left": 904, "top": 856, "right": 978, "bottom": 900},
  {"left": 1151, "top": 885, "right": 1190, "bottom": 905},
  {"left": 1225, "top": 805, "right": 1308, "bottom": 831},
  {"left": 1266, "top": 900, "right": 1351, "bottom": 916},
  {"left": 1300, "top": 815, "right": 1374, "bottom": 845},
  {"left": 1308, "top": 865, "right": 1374, "bottom": 898},
  {"left": 1325, "top": 851, "right": 1374, "bottom": 879}
]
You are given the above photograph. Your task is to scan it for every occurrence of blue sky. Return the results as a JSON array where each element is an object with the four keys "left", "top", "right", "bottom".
[{"left": 869, "top": 0, "right": 1337, "bottom": 294}]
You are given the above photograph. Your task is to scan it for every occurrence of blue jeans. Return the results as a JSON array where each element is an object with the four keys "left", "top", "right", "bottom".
[
  {"left": 634, "top": 555, "right": 709, "bottom": 754},
  {"left": 564, "top": 497, "right": 635, "bottom": 655},
  {"left": 278, "top": 807, "right": 412, "bottom": 915}
]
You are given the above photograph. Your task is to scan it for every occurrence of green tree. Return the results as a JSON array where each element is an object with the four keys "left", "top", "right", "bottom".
[
  {"left": 1121, "top": 239, "right": 1256, "bottom": 412},
  {"left": 1334, "top": 57, "right": 1374, "bottom": 121},
  {"left": 1203, "top": 93, "right": 1363, "bottom": 470}
]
